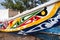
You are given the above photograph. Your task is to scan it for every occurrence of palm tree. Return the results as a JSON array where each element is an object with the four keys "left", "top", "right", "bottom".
[{"left": 1, "top": 0, "right": 26, "bottom": 12}]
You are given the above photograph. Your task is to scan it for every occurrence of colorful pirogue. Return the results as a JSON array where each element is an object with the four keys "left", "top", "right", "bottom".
[{"left": 0, "top": 0, "right": 60, "bottom": 32}]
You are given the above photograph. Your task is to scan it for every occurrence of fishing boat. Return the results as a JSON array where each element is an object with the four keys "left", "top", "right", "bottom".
[{"left": 0, "top": 0, "right": 59, "bottom": 33}]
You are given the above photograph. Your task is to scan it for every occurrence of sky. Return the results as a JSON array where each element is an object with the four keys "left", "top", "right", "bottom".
[{"left": 0, "top": 0, "right": 5, "bottom": 9}]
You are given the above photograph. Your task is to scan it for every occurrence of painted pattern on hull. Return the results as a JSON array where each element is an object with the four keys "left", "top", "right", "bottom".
[{"left": 0, "top": 2, "right": 60, "bottom": 32}]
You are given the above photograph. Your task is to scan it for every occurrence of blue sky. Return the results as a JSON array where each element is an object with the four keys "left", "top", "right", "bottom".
[{"left": 0, "top": 0, "right": 5, "bottom": 9}]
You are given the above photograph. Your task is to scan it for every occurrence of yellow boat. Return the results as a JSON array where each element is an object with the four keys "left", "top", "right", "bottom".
[{"left": 0, "top": 0, "right": 60, "bottom": 32}]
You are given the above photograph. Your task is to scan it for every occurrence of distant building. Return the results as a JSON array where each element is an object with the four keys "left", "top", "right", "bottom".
[{"left": 0, "top": 9, "right": 19, "bottom": 21}]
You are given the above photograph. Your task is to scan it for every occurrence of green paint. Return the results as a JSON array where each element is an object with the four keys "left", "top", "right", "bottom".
[{"left": 11, "top": 10, "right": 40, "bottom": 28}]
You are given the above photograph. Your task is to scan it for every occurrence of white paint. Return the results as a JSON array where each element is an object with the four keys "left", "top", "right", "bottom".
[
  {"left": 0, "top": 9, "right": 9, "bottom": 22},
  {"left": 47, "top": 4, "right": 54, "bottom": 14}
]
